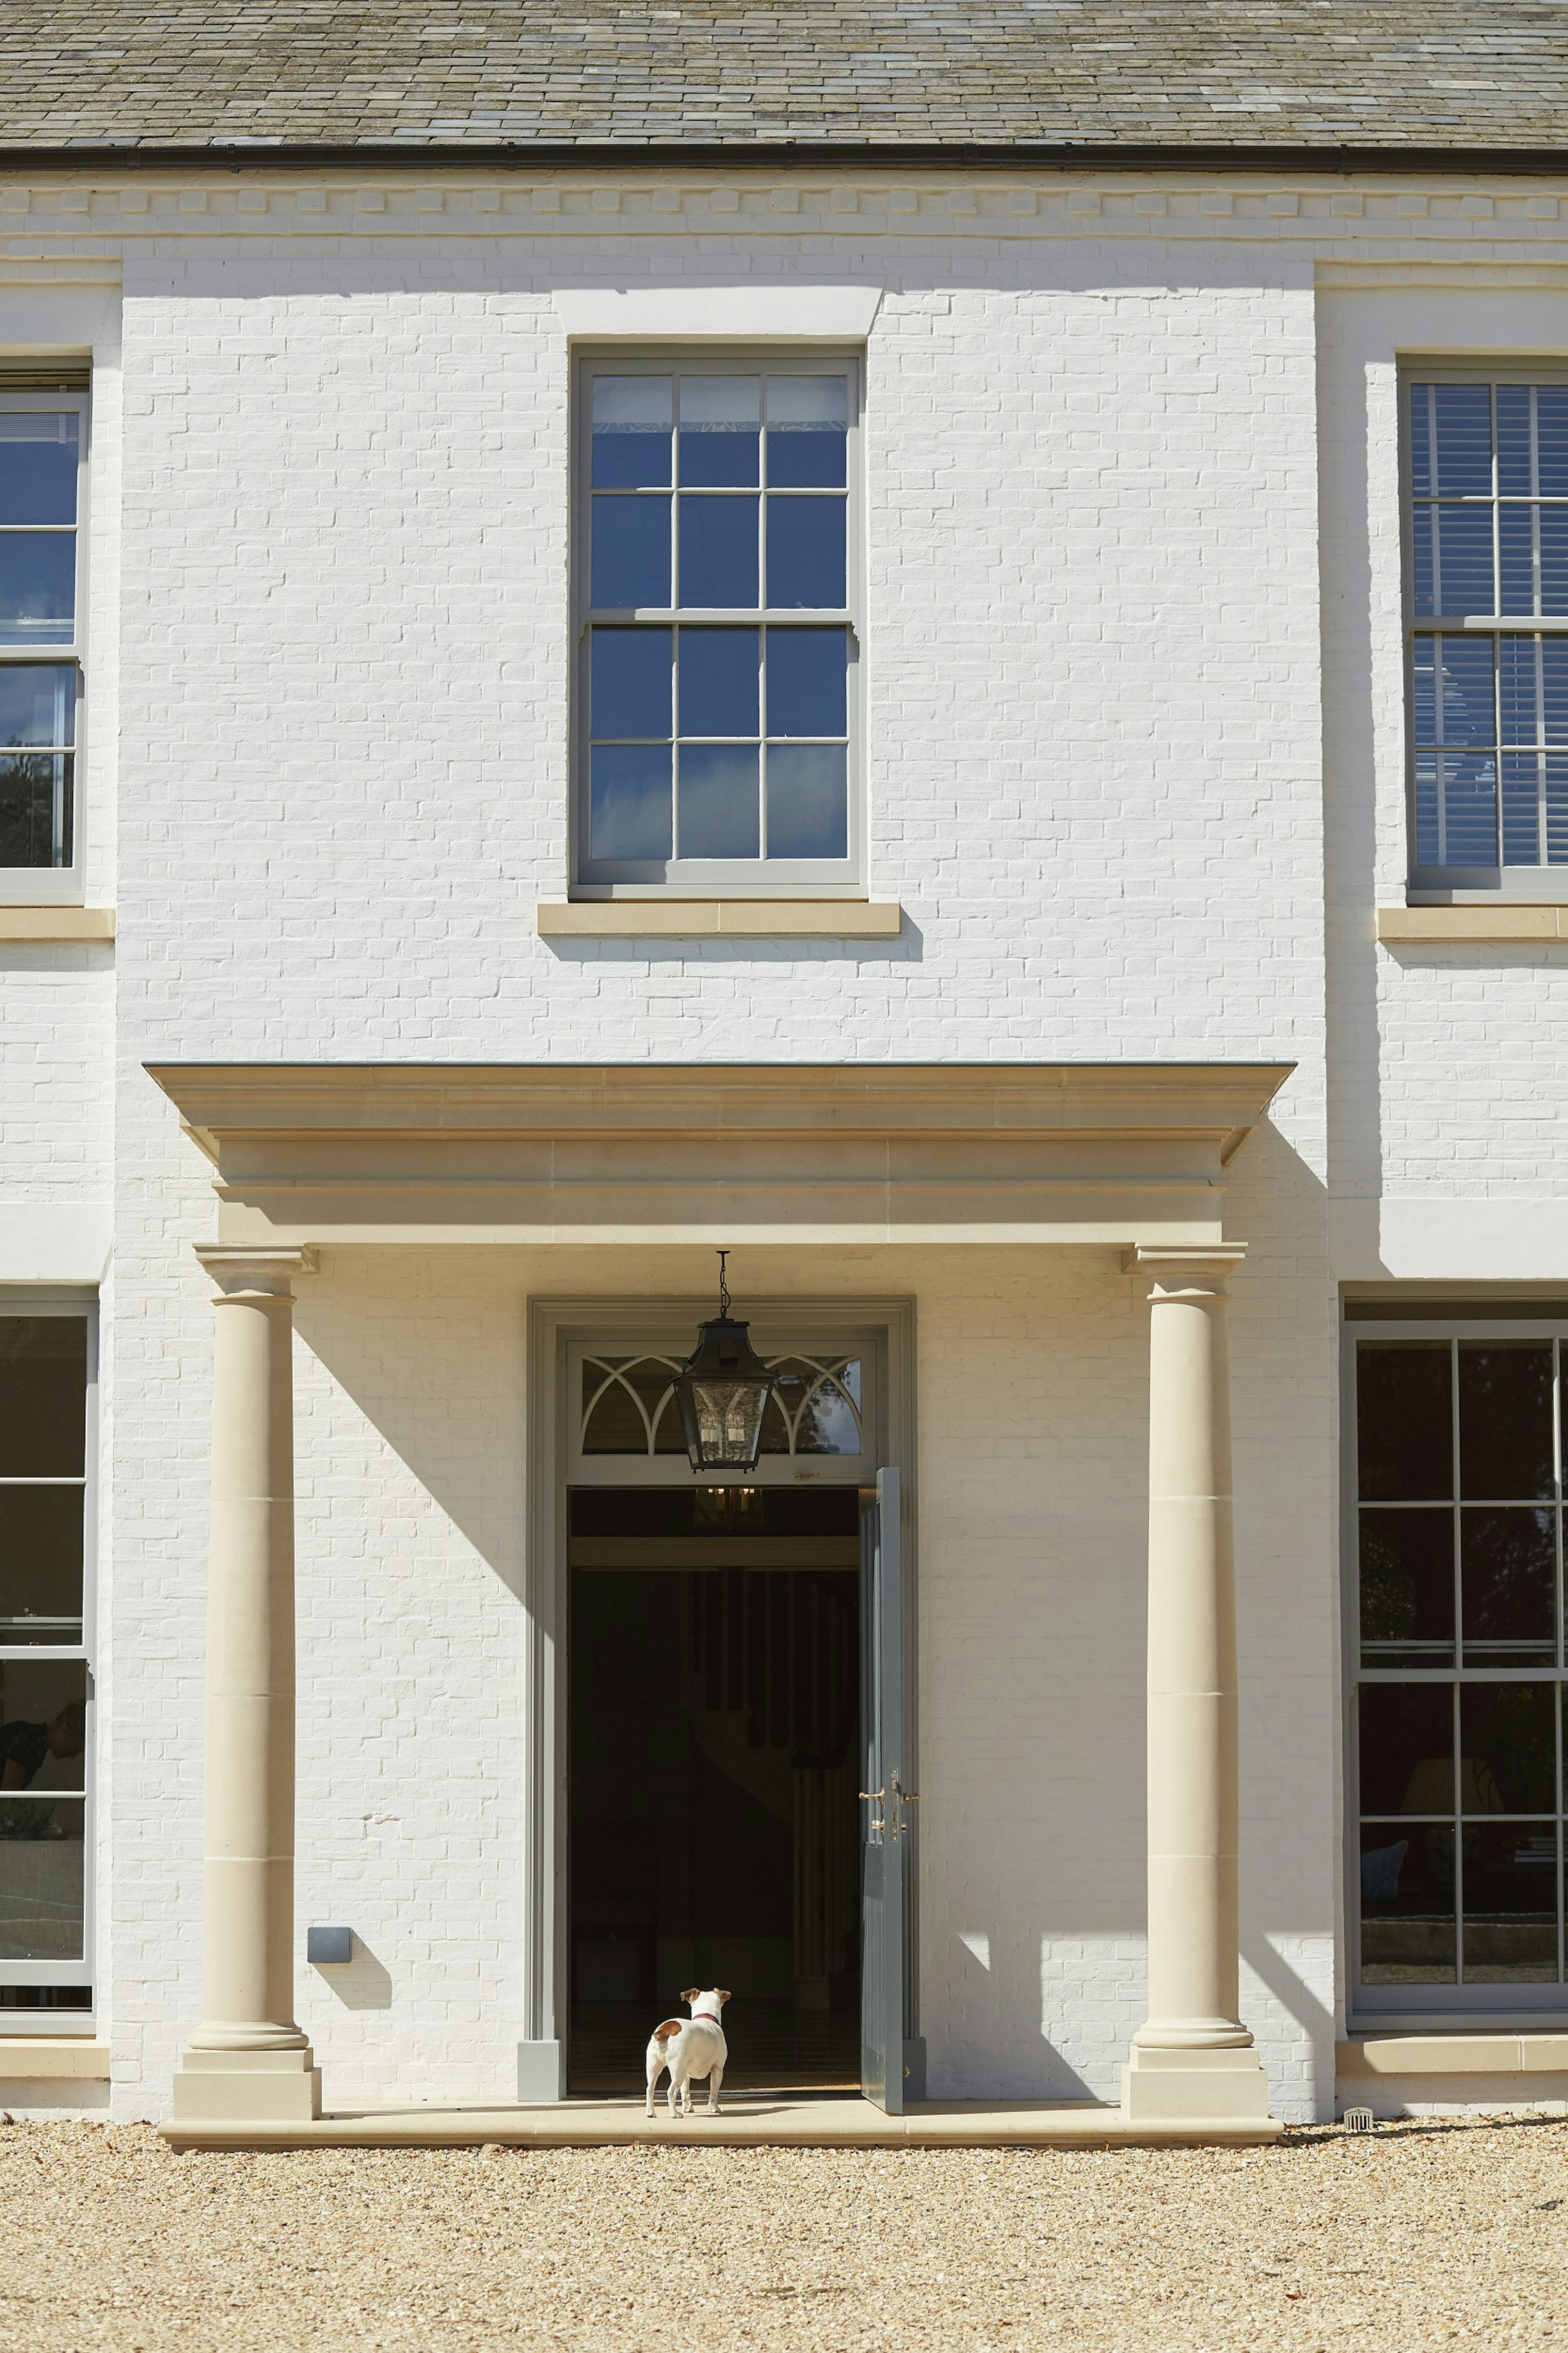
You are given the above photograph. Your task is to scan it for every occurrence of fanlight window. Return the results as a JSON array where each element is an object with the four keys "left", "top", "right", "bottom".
[{"left": 581, "top": 1354, "right": 862, "bottom": 1457}]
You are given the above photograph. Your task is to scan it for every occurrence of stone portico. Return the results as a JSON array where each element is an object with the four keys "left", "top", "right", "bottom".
[{"left": 150, "top": 1062, "right": 1287, "bottom": 2141}]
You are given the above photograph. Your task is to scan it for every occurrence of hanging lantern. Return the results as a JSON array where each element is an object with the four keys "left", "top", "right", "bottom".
[{"left": 673, "top": 1252, "right": 776, "bottom": 1475}]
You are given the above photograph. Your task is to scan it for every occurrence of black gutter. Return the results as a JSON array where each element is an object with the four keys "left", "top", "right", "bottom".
[{"left": 4, "top": 139, "right": 1568, "bottom": 176}]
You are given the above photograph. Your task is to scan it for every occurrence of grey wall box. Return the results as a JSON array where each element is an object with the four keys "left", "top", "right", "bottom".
[{"left": 307, "top": 1925, "right": 354, "bottom": 1965}]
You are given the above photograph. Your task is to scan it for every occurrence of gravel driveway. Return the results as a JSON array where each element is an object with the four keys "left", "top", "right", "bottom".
[{"left": 1, "top": 2115, "right": 1564, "bottom": 2349}]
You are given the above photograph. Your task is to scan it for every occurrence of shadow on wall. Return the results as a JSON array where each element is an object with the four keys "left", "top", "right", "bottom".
[
  {"left": 312, "top": 1932, "right": 394, "bottom": 2011},
  {"left": 949, "top": 1925, "right": 1100, "bottom": 2101},
  {"left": 290, "top": 1253, "right": 525, "bottom": 1601}
]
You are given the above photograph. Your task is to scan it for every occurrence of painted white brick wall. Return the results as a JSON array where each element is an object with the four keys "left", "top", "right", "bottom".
[{"left": 25, "top": 196, "right": 1533, "bottom": 2123}]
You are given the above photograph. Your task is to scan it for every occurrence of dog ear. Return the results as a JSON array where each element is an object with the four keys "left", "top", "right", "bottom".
[
  {"left": 680, "top": 1987, "right": 701, "bottom": 2003},
  {"left": 716, "top": 1988, "right": 732, "bottom": 2005}
]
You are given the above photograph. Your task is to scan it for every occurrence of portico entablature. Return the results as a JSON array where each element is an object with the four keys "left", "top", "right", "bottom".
[{"left": 146, "top": 1061, "right": 1293, "bottom": 1252}]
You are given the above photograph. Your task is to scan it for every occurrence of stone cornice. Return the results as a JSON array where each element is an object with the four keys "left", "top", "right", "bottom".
[{"left": 147, "top": 1061, "right": 1292, "bottom": 1252}]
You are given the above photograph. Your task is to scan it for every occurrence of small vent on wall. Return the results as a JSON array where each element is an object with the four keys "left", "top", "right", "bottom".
[{"left": 0, "top": 365, "right": 90, "bottom": 391}]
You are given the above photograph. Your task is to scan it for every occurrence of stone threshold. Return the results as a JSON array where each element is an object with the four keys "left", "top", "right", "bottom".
[{"left": 161, "top": 2095, "right": 1284, "bottom": 2152}]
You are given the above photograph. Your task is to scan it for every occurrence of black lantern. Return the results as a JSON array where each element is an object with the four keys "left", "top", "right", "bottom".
[{"left": 673, "top": 1252, "right": 776, "bottom": 1475}]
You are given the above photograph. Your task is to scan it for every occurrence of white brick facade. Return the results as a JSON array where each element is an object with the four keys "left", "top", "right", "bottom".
[{"left": 1, "top": 170, "right": 1561, "bottom": 2126}]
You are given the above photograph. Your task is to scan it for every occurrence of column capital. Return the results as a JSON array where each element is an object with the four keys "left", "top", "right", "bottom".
[
  {"left": 195, "top": 1245, "right": 318, "bottom": 1299},
  {"left": 1124, "top": 1244, "right": 1247, "bottom": 1293}
]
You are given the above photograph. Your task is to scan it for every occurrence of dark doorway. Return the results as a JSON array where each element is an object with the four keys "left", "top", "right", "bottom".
[{"left": 568, "top": 1483, "right": 862, "bottom": 2095}]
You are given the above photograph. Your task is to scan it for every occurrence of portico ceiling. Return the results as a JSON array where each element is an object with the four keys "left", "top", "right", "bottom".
[{"left": 146, "top": 1061, "right": 1294, "bottom": 1250}]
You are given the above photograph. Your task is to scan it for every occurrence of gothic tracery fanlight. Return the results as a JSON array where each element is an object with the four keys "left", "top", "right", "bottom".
[{"left": 672, "top": 1252, "right": 777, "bottom": 1475}]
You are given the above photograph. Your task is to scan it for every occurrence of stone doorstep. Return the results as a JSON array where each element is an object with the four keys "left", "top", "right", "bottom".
[{"left": 160, "top": 2097, "right": 1285, "bottom": 2153}]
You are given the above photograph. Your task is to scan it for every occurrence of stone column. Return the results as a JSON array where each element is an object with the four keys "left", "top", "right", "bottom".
[
  {"left": 1121, "top": 1246, "right": 1273, "bottom": 2126},
  {"left": 171, "top": 1246, "right": 321, "bottom": 2124}
]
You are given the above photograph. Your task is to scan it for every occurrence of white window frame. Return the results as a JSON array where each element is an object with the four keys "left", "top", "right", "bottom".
[
  {"left": 571, "top": 348, "right": 866, "bottom": 900},
  {"left": 1344, "top": 1302, "right": 1568, "bottom": 2029},
  {"left": 0, "top": 1295, "right": 96, "bottom": 2029},
  {"left": 0, "top": 385, "right": 89, "bottom": 908},
  {"left": 1402, "top": 361, "right": 1568, "bottom": 900}
]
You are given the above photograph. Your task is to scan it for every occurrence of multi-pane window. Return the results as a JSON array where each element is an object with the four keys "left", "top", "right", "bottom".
[
  {"left": 1351, "top": 1317, "right": 1568, "bottom": 2014},
  {"left": 0, "top": 1312, "right": 92, "bottom": 2019},
  {"left": 0, "top": 402, "right": 83, "bottom": 876},
  {"left": 1408, "top": 376, "right": 1568, "bottom": 879},
  {"left": 578, "top": 361, "right": 857, "bottom": 887}
]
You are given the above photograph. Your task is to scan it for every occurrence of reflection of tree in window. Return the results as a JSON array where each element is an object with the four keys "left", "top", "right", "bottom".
[
  {"left": 1466, "top": 1683, "right": 1557, "bottom": 1814},
  {"left": 1359, "top": 1524, "right": 1418, "bottom": 1645}
]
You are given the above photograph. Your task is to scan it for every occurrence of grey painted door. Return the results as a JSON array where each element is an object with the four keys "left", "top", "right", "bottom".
[{"left": 859, "top": 1466, "right": 909, "bottom": 2114}]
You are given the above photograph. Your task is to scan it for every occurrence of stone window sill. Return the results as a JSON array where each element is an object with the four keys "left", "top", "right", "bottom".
[
  {"left": 0, "top": 907, "right": 114, "bottom": 943},
  {"left": 0, "top": 2038, "right": 111, "bottom": 2079},
  {"left": 1339, "top": 2034, "right": 1568, "bottom": 2075},
  {"left": 538, "top": 899, "right": 902, "bottom": 939},
  {"left": 1379, "top": 906, "right": 1568, "bottom": 944}
]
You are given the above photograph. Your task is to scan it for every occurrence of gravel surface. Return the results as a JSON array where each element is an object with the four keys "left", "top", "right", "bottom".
[{"left": 1, "top": 2115, "right": 1565, "bottom": 2349}]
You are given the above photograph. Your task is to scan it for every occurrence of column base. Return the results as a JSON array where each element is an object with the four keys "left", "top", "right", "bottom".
[
  {"left": 1121, "top": 2044, "right": 1275, "bottom": 2125},
  {"left": 171, "top": 2046, "right": 322, "bottom": 2124}
]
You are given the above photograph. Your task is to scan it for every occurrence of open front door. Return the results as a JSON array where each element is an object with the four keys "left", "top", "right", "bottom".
[{"left": 860, "top": 1466, "right": 912, "bottom": 2112}]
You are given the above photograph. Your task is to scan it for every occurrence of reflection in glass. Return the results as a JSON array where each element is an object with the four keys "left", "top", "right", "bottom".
[
  {"left": 765, "top": 376, "right": 847, "bottom": 488},
  {"left": 0, "top": 1660, "right": 87, "bottom": 1792},
  {"left": 680, "top": 628, "right": 759, "bottom": 737},
  {"left": 1359, "top": 1821, "right": 1456, "bottom": 1982},
  {"left": 761, "top": 1359, "right": 862, "bottom": 1455},
  {"left": 590, "top": 744, "right": 671, "bottom": 861},
  {"left": 591, "top": 377, "right": 672, "bottom": 488},
  {"left": 766, "top": 744, "right": 848, "bottom": 860},
  {"left": 1414, "top": 632, "right": 1494, "bottom": 746},
  {"left": 590, "top": 628, "right": 671, "bottom": 741},
  {"left": 679, "top": 494, "right": 757, "bottom": 608},
  {"left": 581, "top": 1358, "right": 684, "bottom": 1455},
  {"left": 0, "top": 1798, "right": 85, "bottom": 1961},
  {"left": 0, "top": 664, "right": 73, "bottom": 750},
  {"left": 1459, "top": 1682, "right": 1557, "bottom": 1814},
  {"left": 767, "top": 628, "right": 847, "bottom": 738},
  {"left": 591, "top": 495, "right": 671, "bottom": 608},
  {"left": 1459, "top": 1344, "right": 1554, "bottom": 1498},
  {"left": 1461, "top": 1507, "right": 1556, "bottom": 1662},
  {"left": 0, "top": 753, "right": 71, "bottom": 869},
  {"left": 0, "top": 1319, "right": 85, "bottom": 1478},
  {"left": 582, "top": 1353, "right": 862, "bottom": 1459},
  {"left": 0, "top": 415, "right": 77, "bottom": 525},
  {"left": 0, "top": 1486, "right": 83, "bottom": 1642},
  {"left": 1463, "top": 1822, "right": 1559, "bottom": 1981},
  {"left": 1501, "top": 384, "right": 1568, "bottom": 497},
  {"left": 1358, "top": 1682, "right": 1453, "bottom": 1815},
  {"left": 1410, "top": 382, "right": 1492, "bottom": 499},
  {"left": 1356, "top": 1342, "right": 1452, "bottom": 1501},
  {"left": 1412, "top": 503, "right": 1494, "bottom": 618},
  {"left": 1359, "top": 1509, "right": 1454, "bottom": 1664},
  {"left": 1415, "top": 746, "right": 1498, "bottom": 868},
  {"left": 0, "top": 536, "right": 76, "bottom": 645},
  {"left": 678, "top": 745, "right": 760, "bottom": 860},
  {"left": 679, "top": 376, "right": 760, "bottom": 488},
  {"left": 767, "top": 496, "right": 846, "bottom": 609}
]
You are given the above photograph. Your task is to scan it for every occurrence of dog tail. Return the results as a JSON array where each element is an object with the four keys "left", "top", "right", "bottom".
[{"left": 653, "top": 2020, "right": 685, "bottom": 2044}]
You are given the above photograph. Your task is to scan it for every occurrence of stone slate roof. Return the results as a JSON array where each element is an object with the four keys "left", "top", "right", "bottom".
[{"left": 2, "top": 1, "right": 1568, "bottom": 156}]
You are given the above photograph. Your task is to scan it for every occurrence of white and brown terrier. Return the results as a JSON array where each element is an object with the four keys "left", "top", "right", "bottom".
[{"left": 644, "top": 1987, "right": 730, "bottom": 2119}]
